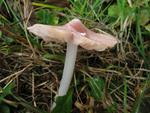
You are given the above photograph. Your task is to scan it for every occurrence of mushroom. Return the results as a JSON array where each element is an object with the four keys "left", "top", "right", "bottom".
[{"left": 27, "top": 19, "right": 118, "bottom": 97}]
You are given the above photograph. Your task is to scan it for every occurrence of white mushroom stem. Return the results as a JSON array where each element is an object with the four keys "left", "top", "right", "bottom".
[{"left": 58, "top": 42, "right": 78, "bottom": 96}]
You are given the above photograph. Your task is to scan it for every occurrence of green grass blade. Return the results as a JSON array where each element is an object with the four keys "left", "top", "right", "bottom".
[
  {"left": 123, "top": 78, "right": 127, "bottom": 113},
  {"left": 32, "top": 2, "right": 64, "bottom": 11},
  {"left": 131, "top": 82, "right": 147, "bottom": 113}
]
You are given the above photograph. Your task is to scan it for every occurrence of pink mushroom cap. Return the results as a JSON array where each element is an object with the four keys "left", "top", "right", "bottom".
[{"left": 27, "top": 18, "right": 119, "bottom": 51}]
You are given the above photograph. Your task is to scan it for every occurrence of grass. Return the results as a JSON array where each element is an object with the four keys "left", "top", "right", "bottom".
[{"left": 0, "top": 0, "right": 150, "bottom": 113}]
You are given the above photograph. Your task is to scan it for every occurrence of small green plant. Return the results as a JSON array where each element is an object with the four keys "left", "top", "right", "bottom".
[
  {"left": 52, "top": 90, "right": 73, "bottom": 113},
  {"left": 87, "top": 77, "right": 105, "bottom": 100},
  {"left": 0, "top": 81, "right": 15, "bottom": 103},
  {"left": 0, "top": 104, "right": 10, "bottom": 113},
  {"left": 0, "top": 81, "right": 15, "bottom": 113},
  {"left": 35, "top": 9, "right": 59, "bottom": 25}
]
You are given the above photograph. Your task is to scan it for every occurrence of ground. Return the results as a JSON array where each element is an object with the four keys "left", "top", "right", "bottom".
[{"left": 0, "top": 0, "right": 150, "bottom": 113}]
